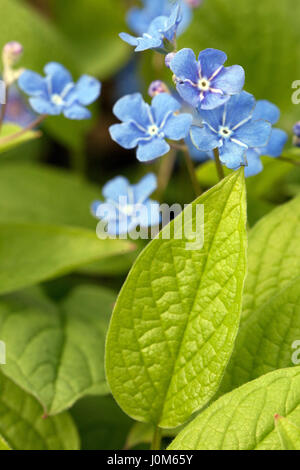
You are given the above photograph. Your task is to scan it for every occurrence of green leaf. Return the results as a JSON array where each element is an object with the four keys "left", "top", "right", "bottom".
[
  {"left": 242, "top": 194, "right": 300, "bottom": 322},
  {"left": 50, "top": 0, "right": 130, "bottom": 78},
  {"left": 71, "top": 395, "right": 133, "bottom": 450},
  {"left": 168, "top": 366, "right": 300, "bottom": 450},
  {"left": 0, "top": 435, "right": 10, "bottom": 450},
  {"left": 0, "top": 374, "right": 79, "bottom": 450},
  {"left": 0, "top": 223, "right": 133, "bottom": 295},
  {"left": 275, "top": 414, "right": 300, "bottom": 450},
  {"left": 106, "top": 169, "right": 247, "bottom": 428},
  {"left": 0, "top": 285, "right": 115, "bottom": 414},
  {"left": 182, "top": 0, "right": 300, "bottom": 127},
  {"left": 0, "top": 123, "right": 41, "bottom": 154},
  {"left": 0, "top": 163, "right": 137, "bottom": 276},
  {"left": 219, "top": 195, "right": 300, "bottom": 395}
]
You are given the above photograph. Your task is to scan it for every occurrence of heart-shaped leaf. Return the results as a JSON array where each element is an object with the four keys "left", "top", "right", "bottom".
[
  {"left": 0, "top": 374, "right": 79, "bottom": 450},
  {"left": 168, "top": 366, "right": 300, "bottom": 450},
  {"left": 106, "top": 169, "right": 247, "bottom": 428},
  {"left": 0, "top": 285, "right": 115, "bottom": 414}
]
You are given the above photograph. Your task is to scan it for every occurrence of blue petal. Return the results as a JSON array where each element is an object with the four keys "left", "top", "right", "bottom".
[
  {"left": 212, "top": 65, "right": 245, "bottom": 95},
  {"left": 200, "top": 91, "right": 230, "bottom": 110},
  {"left": 137, "top": 199, "right": 161, "bottom": 227},
  {"left": 170, "top": 48, "right": 199, "bottom": 82},
  {"left": 176, "top": 82, "right": 200, "bottom": 108},
  {"left": 163, "top": 113, "right": 193, "bottom": 140},
  {"left": 198, "top": 106, "right": 224, "bottom": 132},
  {"left": 103, "top": 176, "right": 130, "bottom": 201},
  {"left": 234, "top": 120, "right": 272, "bottom": 148},
  {"left": 185, "top": 135, "right": 210, "bottom": 162},
  {"left": 190, "top": 125, "right": 220, "bottom": 151},
  {"left": 244, "top": 149, "right": 263, "bottom": 177},
  {"left": 137, "top": 137, "right": 170, "bottom": 162},
  {"left": 219, "top": 140, "right": 246, "bottom": 169},
  {"left": 75, "top": 75, "right": 101, "bottom": 106},
  {"left": 252, "top": 100, "right": 280, "bottom": 125},
  {"left": 113, "top": 93, "right": 151, "bottom": 128},
  {"left": 151, "top": 93, "right": 180, "bottom": 126},
  {"left": 29, "top": 97, "right": 61, "bottom": 115},
  {"left": 198, "top": 48, "right": 227, "bottom": 79},
  {"left": 44, "top": 62, "right": 73, "bottom": 95},
  {"left": 109, "top": 122, "right": 145, "bottom": 149},
  {"left": 133, "top": 173, "right": 157, "bottom": 203},
  {"left": 224, "top": 91, "right": 256, "bottom": 128},
  {"left": 63, "top": 104, "right": 91, "bottom": 120},
  {"left": 263, "top": 128, "right": 288, "bottom": 157},
  {"left": 18, "top": 70, "right": 47, "bottom": 97}
]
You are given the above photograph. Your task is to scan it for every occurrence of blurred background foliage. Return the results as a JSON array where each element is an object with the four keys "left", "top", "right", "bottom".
[{"left": 0, "top": 0, "right": 299, "bottom": 450}]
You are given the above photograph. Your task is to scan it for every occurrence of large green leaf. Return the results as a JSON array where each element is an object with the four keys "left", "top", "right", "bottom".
[
  {"left": 0, "top": 223, "right": 133, "bottom": 295},
  {"left": 242, "top": 194, "right": 300, "bottom": 322},
  {"left": 71, "top": 395, "right": 133, "bottom": 450},
  {"left": 275, "top": 415, "right": 300, "bottom": 450},
  {"left": 0, "top": 374, "right": 79, "bottom": 450},
  {"left": 181, "top": 0, "right": 300, "bottom": 128},
  {"left": 168, "top": 366, "right": 300, "bottom": 450},
  {"left": 219, "top": 195, "right": 300, "bottom": 395},
  {"left": 0, "top": 285, "right": 115, "bottom": 414},
  {"left": 50, "top": 0, "right": 130, "bottom": 79},
  {"left": 106, "top": 170, "right": 247, "bottom": 428},
  {"left": 220, "top": 277, "right": 300, "bottom": 395}
]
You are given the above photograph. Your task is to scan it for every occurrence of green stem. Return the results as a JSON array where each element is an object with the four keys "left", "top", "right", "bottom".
[
  {"left": 181, "top": 145, "right": 202, "bottom": 197},
  {"left": 151, "top": 426, "right": 162, "bottom": 451},
  {"left": 156, "top": 149, "right": 176, "bottom": 201},
  {"left": 0, "top": 114, "right": 46, "bottom": 145},
  {"left": 213, "top": 148, "right": 225, "bottom": 181}
]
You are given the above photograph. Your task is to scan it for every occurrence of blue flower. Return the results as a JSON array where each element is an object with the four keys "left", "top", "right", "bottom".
[
  {"left": 190, "top": 91, "right": 272, "bottom": 170},
  {"left": 120, "top": 4, "right": 182, "bottom": 53},
  {"left": 242, "top": 100, "right": 288, "bottom": 177},
  {"left": 109, "top": 92, "right": 193, "bottom": 162},
  {"left": 18, "top": 62, "right": 101, "bottom": 120},
  {"left": 91, "top": 174, "right": 160, "bottom": 236},
  {"left": 127, "top": 0, "right": 193, "bottom": 38},
  {"left": 170, "top": 48, "right": 245, "bottom": 110}
]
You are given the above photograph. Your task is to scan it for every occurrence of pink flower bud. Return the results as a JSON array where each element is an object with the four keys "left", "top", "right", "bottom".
[{"left": 148, "top": 80, "right": 170, "bottom": 97}]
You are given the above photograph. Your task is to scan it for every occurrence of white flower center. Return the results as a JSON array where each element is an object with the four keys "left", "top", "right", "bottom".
[
  {"left": 219, "top": 126, "right": 232, "bottom": 139},
  {"left": 148, "top": 124, "right": 159, "bottom": 137},
  {"left": 198, "top": 78, "right": 210, "bottom": 91},
  {"left": 121, "top": 205, "right": 135, "bottom": 216},
  {"left": 51, "top": 94, "right": 64, "bottom": 106}
]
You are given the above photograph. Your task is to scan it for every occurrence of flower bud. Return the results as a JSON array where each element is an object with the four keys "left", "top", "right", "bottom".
[
  {"left": 184, "top": 0, "right": 203, "bottom": 7},
  {"left": 165, "top": 52, "right": 176, "bottom": 69},
  {"left": 2, "top": 41, "right": 23, "bottom": 67},
  {"left": 148, "top": 80, "right": 170, "bottom": 97}
]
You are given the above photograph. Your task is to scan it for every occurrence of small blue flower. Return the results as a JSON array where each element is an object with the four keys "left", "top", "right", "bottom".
[
  {"left": 120, "top": 4, "right": 182, "bottom": 53},
  {"left": 91, "top": 174, "right": 160, "bottom": 236},
  {"left": 170, "top": 48, "right": 245, "bottom": 110},
  {"left": 18, "top": 62, "right": 101, "bottom": 120},
  {"left": 242, "top": 100, "right": 288, "bottom": 177},
  {"left": 127, "top": 0, "right": 193, "bottom": 38},
  {"left": 109, "top": 92, "right": 193, "bottom": 162},
  {"left": 190, "top": 91, "right": 272, "bottom": 170}
]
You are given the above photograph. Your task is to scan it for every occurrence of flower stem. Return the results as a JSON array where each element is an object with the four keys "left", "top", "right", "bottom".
[
  {"left": 181, "top": 145, "right": 202, "bottom": 197},
  {"left": 213, "top": 148, "right": 225, "bottom": 181},
  {"left": 157, "top": 149, "right": 176, "bottom": 200},
  {"left": 277, "top": 156, "right": 300, "bottom": 167},
  {"left": 151, "top": 426, "right": 162, "bottom": 450},
  {"left": 0, "top": 114, "right": 46, "bottom": 144}
]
